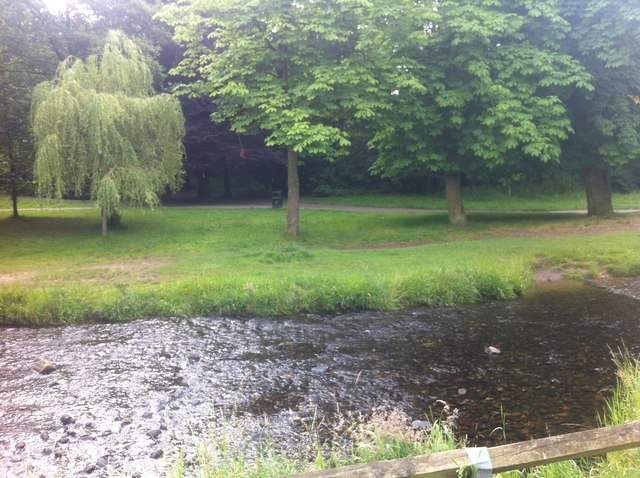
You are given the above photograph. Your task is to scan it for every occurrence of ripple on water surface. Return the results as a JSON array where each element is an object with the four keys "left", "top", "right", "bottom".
[{"left": 0, "top": 279, "right": 639, "bottom": 477}]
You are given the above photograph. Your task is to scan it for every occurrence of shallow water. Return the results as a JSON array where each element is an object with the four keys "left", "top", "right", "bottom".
[{"left": 0, "top": 279, "right": 639, "bottom": 477}]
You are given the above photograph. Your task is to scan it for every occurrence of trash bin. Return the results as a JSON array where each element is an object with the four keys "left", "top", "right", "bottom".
[{"left": 271, "top": 190, "right": 283, "bottom": 208}]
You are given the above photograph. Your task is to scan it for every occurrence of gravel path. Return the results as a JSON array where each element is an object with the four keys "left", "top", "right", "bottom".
[{"left": 2, "top": 200, "right": 639, "bottom": 214}]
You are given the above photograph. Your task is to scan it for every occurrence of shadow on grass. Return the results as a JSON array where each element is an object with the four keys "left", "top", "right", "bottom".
[
  {"left": 386, "top": 211, "right": 589, "bottom": 230},
  {"left": 0, "top": 214, "right": 103, "bottom": 237}
]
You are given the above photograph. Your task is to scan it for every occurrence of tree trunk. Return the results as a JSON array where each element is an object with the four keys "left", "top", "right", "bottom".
[
  {"left": 286, "top": 147, "right": 300, "bottom": 236},
  {"left": 101, "top": 207, "right": 109, "bottom": 239},
  {"left": 9, "top": 151, "right": 18, "bottom": 218},
  {"left": 11, "top": 182, "right": 18, "bottom": 218},
  {"left": 445, "top": 173, "right": 467, "bottom": 226},
  {"left": 583, "top": 164, "right": 613, "bottom": 216}
]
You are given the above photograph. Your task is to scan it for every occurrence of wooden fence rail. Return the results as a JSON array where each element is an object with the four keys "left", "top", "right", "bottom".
[{"left": 286, "top": 421, "right": 640, "bottom": 478}]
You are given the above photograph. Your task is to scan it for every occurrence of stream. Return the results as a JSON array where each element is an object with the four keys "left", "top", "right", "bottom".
[{"left": 1, "top": 278, "right": 639, "bottom": 477}]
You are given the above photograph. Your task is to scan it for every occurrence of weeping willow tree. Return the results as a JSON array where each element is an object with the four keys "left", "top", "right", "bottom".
[{"left": 31, "top": 30, "right": 185, "bottom": 238}]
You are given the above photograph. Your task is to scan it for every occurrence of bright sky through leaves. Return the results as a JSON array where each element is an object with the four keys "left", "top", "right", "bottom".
[{"left": 42, "top": 0, "right": 68, "bottom": 13}]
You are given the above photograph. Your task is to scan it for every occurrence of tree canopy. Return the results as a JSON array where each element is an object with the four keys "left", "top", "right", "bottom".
[
  {"left": 159, "top": 0, "right": 385, "bottom": 235},
  {"left": 368, "top": 0, "right": 591, "bottom": 225},
  {"left": 0, "top": 0, "right": 59, "bottom": 217},
  {"left": 32, "top": 30, "right": 185, "bottom": 237},
  {"left": 559, "top": 0, "right": 640, "bottom": 215}
]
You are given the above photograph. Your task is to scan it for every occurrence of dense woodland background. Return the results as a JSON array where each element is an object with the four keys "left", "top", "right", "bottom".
[{"left": 1, "top": 0, "right": 639, "bottom": 220}]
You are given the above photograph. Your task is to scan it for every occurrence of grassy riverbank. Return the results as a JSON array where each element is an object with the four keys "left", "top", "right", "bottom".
[
  {"left": 171, "top": 353, "right": 640, "bottom": 477},
  {"left": 0, "top": 206, "right": 639, "bottom": 325}
]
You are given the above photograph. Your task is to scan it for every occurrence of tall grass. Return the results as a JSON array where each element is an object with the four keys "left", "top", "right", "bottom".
[
  {"left": 170, "top": 409, "right": 459, "bottom": 478},
  {"left": 0, "top": 267, "right": 529, "bottom": 325},
  {"left": 172, "top": 355, "right": 640, "bottom": 478}
]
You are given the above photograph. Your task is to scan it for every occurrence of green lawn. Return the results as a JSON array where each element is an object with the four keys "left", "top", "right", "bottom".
[
  {"left": 0, "top": 195, "right": 92, "bottom": 209},
  {"left": 302, "top": 191, "right": 640, "bottom": 211},
  {"left": 1, "top": 206, "right": 638, "bottom": 324}
]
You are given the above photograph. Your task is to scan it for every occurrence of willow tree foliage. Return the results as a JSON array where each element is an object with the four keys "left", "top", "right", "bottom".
[
  {"left": 32, "top": 31, "right": 185, "bottom": 237},
  {"left": 369, "top": 0, "right": 591, "bottom": 226},
  {"left": 158, "top": 0, "right": 384, "bottom": 236},
  {"left": 559, "top": 0, "right": 640, "bottom": 216}
]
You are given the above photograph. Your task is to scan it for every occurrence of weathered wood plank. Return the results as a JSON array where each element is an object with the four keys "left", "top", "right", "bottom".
[
  {"left": 286, "top": 421, "right": 640, "bottom": 478},
  {"left": 490, "top": 421, "right": 640, "bottom": 472}
]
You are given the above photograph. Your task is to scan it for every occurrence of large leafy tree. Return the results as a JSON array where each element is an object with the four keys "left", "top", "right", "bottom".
[
  {"left": 0, "top": 0, "right": 59, "bottom": 217},
  {"left": 559, "top": 0, "right": 640, "bottom": 216},
  {"left": 32, "top": 30, "right": 185, "bottom": 238},
  {"left": 159, "top": 0, "right": 384, "bottom": 236},
  {"left": 369, "top": 0, "right": 590, "bottom": 225}
]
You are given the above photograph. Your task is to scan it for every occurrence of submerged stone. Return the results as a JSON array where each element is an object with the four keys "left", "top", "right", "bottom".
[
  {"left": 60, "top": 415, "right": 75, "bottom": 426},
  {"left": 34, "top": 359, "right": 56, "bottom": 375},
  {"left": 411, "top": 419, "right": 431, "bottom": 431},
  {"left": 311, "top": 365, "right": 330, "bottom": 374},
  {"left": 150, "top": 449, "right": 163, "bottom": 459},
  {"left": 484, "top": 346, "right": 501, "bottom": 355}
]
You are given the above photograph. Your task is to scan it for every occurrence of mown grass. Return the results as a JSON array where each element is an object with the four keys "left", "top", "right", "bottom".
[
  {"left": 0, "top": 206, "right": 639, "bottom": 324},
  {"left": 303, "top": 190, "right": 640, "bottom": 211},
  {"left": 174, "top": 354, "right": 640, "bottom": 478}
]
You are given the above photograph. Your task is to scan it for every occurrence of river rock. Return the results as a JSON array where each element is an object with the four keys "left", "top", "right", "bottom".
[
  {"left": 57, "top": 437, "right": 69, "bottom": 444},
  {"left": 147, "top": 429, "right": 161, "bottom": 440},
  {"left": 60, "top": 414, "right": 75, "bottom": 425},
  {"left": 484, "top": 346, "right": 501, "bottom": 355},
  {"left": 119, "top": 413, "right": 132, "bottom": 425},
  {"left": 411, "top": 419, "right": 431, "bottom": 431},
  {"left": 84, "top": 463, "right": 97, "bottom": 474},
  {"left": 40, "top": 431, "right": 49, "bottom": 441},
  {"left": 42, "top": 447, "right": 52, "bottom": 455},
  {"left": 34, "top": 358, "right": 57, "bottom": 375},
  {"left": 142, "top": 411, "right": 153, "bottom": 419},
  {"left": 458, "top": 388, "right": 467, "bottom": 395},
  {"left": 150, "top": 449, "right": 163, "bottom": 459},
  {"left": 311, "top": 365, "right": 330, "bottom": 374},
  {"left": 188, "top": 351, "right": 201, "bottom": 362},
  {"left": 15, "top": 441, "right": 26, "bottom": 450},
  {"left": 53, "top": 447, "right": 64, "bottom": 458},
  {"left": 96, "top": 456, "right": 109, "bottom": 468}
]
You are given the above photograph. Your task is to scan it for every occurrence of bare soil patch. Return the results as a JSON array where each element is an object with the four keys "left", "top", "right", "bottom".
[
  {"left": 78, "top": 259, "right": 169, "bottom": 283},
  {"left": 0, "top": 260, "right": 170, "bottom": 286},
  {"left": 0, "top": 271, "right": 37, "bottom": 285}
]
